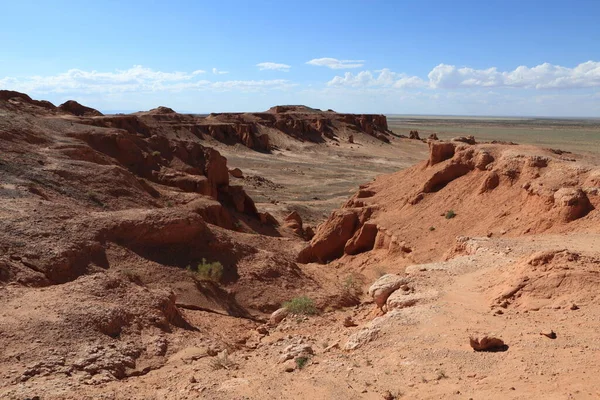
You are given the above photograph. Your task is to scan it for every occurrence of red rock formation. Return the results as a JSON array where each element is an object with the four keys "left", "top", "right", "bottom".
[
  {"left": 59, "top": 100, "right": 103, "bottom": 117},
  {"left": 428, "top": 141, "right": 456, "bottom": 166},
  {"left": 409, "top": 130, "right": 420, "bottom": 140},
  {"left": 344, "top": 223, "right": 378, "bottom": 255}
]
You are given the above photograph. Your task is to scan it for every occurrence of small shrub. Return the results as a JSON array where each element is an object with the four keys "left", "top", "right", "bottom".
[
  {"left": 283, "top": 296, "right": 317, "bottom": 315},
  {"left": 209, "top": 351, "right": 236, "bottom": 370},
  {"left": 436, "top": 370, "right": 448, "bottom": 380},
  {"left": 151, "top": 151, "right": 161, "bottom": 157},
  {"left": 121, "top": 268, "right": 142, "bottom": 284},
  {"left": 445, "top": 210, "right": 456, "bottom": 219},
  {"left": 189, "top": 258, "right": 224, "bottom": 282},
  {"left": 340, "top": 275, "right": 362, "bottom": 306},
  {"left": 295, "top": 356, "right": 309, "bottom": 369}
]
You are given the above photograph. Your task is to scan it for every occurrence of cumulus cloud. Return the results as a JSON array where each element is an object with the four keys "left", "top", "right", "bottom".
[
  {"left": 256, "top": 62, "right": 291, "bottom": 71},
  {"left": 328, "top": 61, "right": 600, "bottom": 91},
  {"left": 0, "top": 65, "right": 294, "bottom": 94},
  {"left": 327, "top": 68, "right": 426, "bottom": 88},
  {"left": 428, "top": 61, "right": 600, "bottom": 89},
  {"left": 212, "top": 68, "right": 229, "bottom": 75},
  {"left": 306, "top": 58, "right": 364, "bottom": 69}
]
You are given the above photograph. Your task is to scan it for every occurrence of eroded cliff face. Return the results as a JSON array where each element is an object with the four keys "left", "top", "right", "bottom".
[
  {"left": 298, "top": 140, "right": 599, "bottom": 265},
  {"left": 75, "top": 104, "right": 392, "bottom": 152}
]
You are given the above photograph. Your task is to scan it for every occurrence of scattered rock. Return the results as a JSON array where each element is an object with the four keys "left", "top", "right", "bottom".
[
  {"left": 343, "top": 316, "right": 358, "bottom": 327},
  {"left": 344, "top": 326, "right": 380, "bottom": 350},
  {"left": 540, "top": 330, "right": 557, "bottom": 339},
  {"left": 323, "top": 342, "right": 340, "bottom": 352},
  {"left": 469, "top": 336, "right": 507, "bottom": 352},
  {"left": 269, "top": 307, "right": 289, "bottom": 325},
  {"left": 279, "top": 344, "right": 314, "bottom": 363},
  {"left": 283, "top": 359, "right": 296, "bottom": 372},
  {"left": 229, "top": 168, "right": 244, "bottom": 178}
]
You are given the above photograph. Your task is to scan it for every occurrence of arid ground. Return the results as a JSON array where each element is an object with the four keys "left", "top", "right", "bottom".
[{"left": 1, "top": 92, "right": 599, "bottom": 400}]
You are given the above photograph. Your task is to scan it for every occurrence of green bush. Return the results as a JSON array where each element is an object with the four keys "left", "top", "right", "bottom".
[
  {"left": 295, "top": 356, "right": 309, "bottom": 369},
  {"left": 283, "top": 296, "right": 317, "bottom": 315},
  {"left": 445, "top": 210, "right": 456, "bottom": 219},
  {"left": 189, "top": 258, "right": 223, "bottom": 282}
]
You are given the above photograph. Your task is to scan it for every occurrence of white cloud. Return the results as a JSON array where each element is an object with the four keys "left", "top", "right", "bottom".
[
  {"left": 327, "top": 61, "right": 600, "bottom": 91},
  {"left": 306, "top": 58, "right": 364, "bottom": 69},
  {"left": 327, "top": 68, "right": 426, "bottom": 88},
  {"left": 257, "top": 62, "right": 291, "bottom": 71},
  {"left": 212, "top": 68, "right": 229, "bottom": 75},
  {"left": 0, "top": 65, "right": 296, "bottom": 94},
  {"left": 428, "top": 61, "right": 600, "bottom": 89}
]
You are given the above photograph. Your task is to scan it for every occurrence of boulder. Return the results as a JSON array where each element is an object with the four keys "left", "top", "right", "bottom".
[
  {"left": 469, "top": 336, "right": 506, "bottom": 352},
  {"left": 428, "top": 133, "right": 439, "bottom": 141},
  {"left": 278, "top": 344, "right": 313, "bottom": 363},
  {"left": 269, "top": 307, "right": 289, "bottom": 325},
  {"left": 367, "top": 274, "right": 409, "bottom": 309},
  {"left": 229, "top": 168, "right": 244, "bottom": 178},
  {"left": 409, "top": 130, "right": 420, "bottom": 140},
  {"left": 344, "top": 325, "right": 380, "bottom": 350}
]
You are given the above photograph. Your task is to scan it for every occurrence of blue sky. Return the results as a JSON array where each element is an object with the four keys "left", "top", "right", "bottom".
[{"left": 1, "top": 0, "right": 599, "bottom": 116}]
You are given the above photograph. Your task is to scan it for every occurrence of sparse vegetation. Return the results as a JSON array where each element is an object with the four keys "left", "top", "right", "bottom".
[
  {"left": 436, "top": 370, "right": 448, "bottom": 380},
  {"left": 188, "top": 258, "right": 224, "bottom": 282},
  {"left": 283, "top": 296, "right": 317, "bottom": 315},
  {"left": 340, "top": 275, "right": 362, "bottom": 306},
  {"left": 151, "top": 150, "right": 161, "bottom": 157},
  {"left": 209, "top": 351, "right": 236, "bottom": 370},
  {"left": 121, "top": 268, "right": 142, "bottom": 284},
  {"left": 295, "top": 356, "right": 309, "bottom": 369},
  {"left": 445, "top": 210, "right": 456, "bottom": 219}
]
